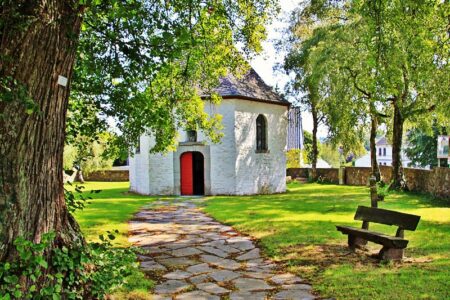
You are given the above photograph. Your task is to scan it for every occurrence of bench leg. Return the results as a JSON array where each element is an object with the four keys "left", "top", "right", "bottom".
[
  {"left": 348, "top": 234, "right": 367, "bottom": 250},
  {"left": 379, "top": 247, "right": 404, "bottom": 261}
]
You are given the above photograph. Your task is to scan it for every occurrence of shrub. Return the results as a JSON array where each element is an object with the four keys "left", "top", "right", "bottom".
[{"left": 0, "top": 231, "right": 142, "bottom": 299}]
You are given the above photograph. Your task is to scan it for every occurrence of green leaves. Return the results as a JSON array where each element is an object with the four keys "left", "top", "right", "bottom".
[
  {"left": 64, "top": 183, "right": 95, "bottom": 214},
  {"left": 70, "top": 0, "right": 275, "bottom": 154},
  {"left": 284, "top": 0, "right": 449, "bottom": 157},
  {"left": 0, "top": 230, "right": 143, "bottom": 299}
]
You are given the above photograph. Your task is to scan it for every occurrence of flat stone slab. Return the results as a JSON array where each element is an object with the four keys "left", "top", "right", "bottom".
[
  {"left": 163, "top": 270, "right": 192, "bottom": 280},
  {"left": 209, "top": 270, "right": 241, "bottom": 282},
  {"left": 186, "top": 263, "right": 214, "bottom": 275},
  {"left": 236, "top": 248, "right": 260, "bottom": 261},
  {"left": 197, "top": 246, "right": 228, "bottom": 258},
  {"left": 200, "top": 254, "right": 241, "bottom": 270},
  {"left": 154, "top": 280, "right": 191, "bottom": 294},
  {"left": 130, "top": 233, "right": 179, "bottom": 246},
  {"left": 140, "top": 260, "right": 167, "bottom": 272},
  {"left": 176, "top": 291, "right": 220, "bottom": 300},
  {"left": 242, "top": 271, "right": 274, "bottom": 279},
  {"left": 130, "top": 199, "right": 322, "bottom": 299},
  {"left": 230, "top": 291, "right": 267, "bottom": 300},
  {"left": 189, "top": 274, "right": 210, "bottom": 284},
  {"left": 172, "top": 247, "right": 203, "bottom": 257},
  {"left": 157, "top": 257, "right": 198, "bottom": 268},
  {"left": 271, "top": 273, "right": 304, "bottom": 285},
  {"left": 196, "top": 282, "right": 230, "bottom": 295},
  {"left": 232, "top": 278, "right": 275, "bottom": 291}
]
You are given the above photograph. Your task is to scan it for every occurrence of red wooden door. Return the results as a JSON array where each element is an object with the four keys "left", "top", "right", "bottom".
[{"left": 180, "top": 152, "right": 193, "bottom": 195}]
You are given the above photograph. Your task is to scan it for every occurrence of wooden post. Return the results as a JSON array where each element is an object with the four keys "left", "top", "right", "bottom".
[{"left": 369, "top": 176, "right": 378, "bottom": 208}]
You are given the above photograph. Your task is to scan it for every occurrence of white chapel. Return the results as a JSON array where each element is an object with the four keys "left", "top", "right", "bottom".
[{"left": 129, "top": 68, "right": 290, "bottom": 196}]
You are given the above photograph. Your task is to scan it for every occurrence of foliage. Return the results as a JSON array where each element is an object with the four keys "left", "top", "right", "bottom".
[
  {"left": 283, "top": 0, "right": 450, "bottom": 187},
  {"left": 64, "top": 183, "right": 101, "bottom": 214},
  {"left": 286, "top": 149, "right": 301, "bottom": 168},
  {"left": 302, "top": 130, "right": 314, "bottom": 164},
  {"left": 63, "top": 132, "right": 116, "bottom": 174},
  {"left": 319, "top": 143, "right": 340, "bottom": 168},
  {"left": 71, "top": 0, "right": 277, "bottom": 153},
  {"left": 405, "top": 125, "right": 449, "bottom": 168},
  {"left": 205, "top": 182, "right": 450, "bottom": 300},
  {"left": 0, "top": 231, "right": 143, "bottom": 300},
  {"left": 300, "top": 131, "right": 365, "bottom": 168},
  {"left": 376, "top": 181, "right": 390, "bottom": 199}
]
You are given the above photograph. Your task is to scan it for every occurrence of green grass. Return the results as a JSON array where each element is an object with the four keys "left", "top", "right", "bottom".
[
  {"left": 204, "top": 182, "right": 450, "bottom": 300},
  {"left": 72, "top": 181, "right": 161, "bottom": 246},
  {"left": 72, "top": 181, "right": 450, "bottom": 299},
  {"left": 71, "top": 181, "right": 161, "bottom": 299}
]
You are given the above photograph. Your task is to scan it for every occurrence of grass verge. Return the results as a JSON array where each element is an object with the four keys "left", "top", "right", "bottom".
[
  {"left": 204, "top": 182, "right": 450, "bottom": 300},
  {"left": 71, "top": 181, "right": 160, "bottom": 299}
]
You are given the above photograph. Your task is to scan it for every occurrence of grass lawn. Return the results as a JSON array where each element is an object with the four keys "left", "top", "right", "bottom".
[
  {"left": 72, "top": 181, "right": 161, "bottom": 246},
  {"left": 72, "top": 181, "right": 449, "bottom": 300},
  {"left": 70, "top": 181, "right": 162, "bottom": 299},
  {"left": 205, "top": 182, "right": 450, "bottom": 300}
]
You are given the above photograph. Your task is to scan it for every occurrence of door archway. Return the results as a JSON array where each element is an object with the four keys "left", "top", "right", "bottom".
[{"left": 180, "top": 152, "right": 204, "bottom": 195}]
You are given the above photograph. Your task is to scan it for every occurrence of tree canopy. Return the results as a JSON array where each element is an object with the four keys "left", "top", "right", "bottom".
[
  {"left": 283, "top": 0, "right": 450, "bottom": 187},
  {"left": 70, "top": 0, "right": 278, "bottom": 152}
]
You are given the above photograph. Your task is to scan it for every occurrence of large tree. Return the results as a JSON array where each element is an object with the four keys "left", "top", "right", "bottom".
[
  {"left": 0, "top": 0, "right": 274, "bottom": 280},
  {"left": 284, "top": 0, "right": 449, "bottom": 188}
]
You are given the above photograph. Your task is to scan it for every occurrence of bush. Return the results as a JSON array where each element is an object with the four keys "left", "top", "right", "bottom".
[{"left": 0, "top": 231, "right": 143, "bottom": 299}]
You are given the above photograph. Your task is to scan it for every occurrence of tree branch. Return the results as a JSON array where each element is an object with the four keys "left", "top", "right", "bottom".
[{"left": 344, "top": 66, "right": 372, "bottom": 98}]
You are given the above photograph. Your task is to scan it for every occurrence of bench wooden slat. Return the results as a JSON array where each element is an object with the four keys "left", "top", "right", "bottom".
[
  {"left": 354, "top": 206, "right": 420, "bottom": 231},
  {"left": 336, "top": 225, "right": 409, "bottom": 249}
]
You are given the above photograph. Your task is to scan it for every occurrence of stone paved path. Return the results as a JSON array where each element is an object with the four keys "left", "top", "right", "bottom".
[{"left": 129, "top": 198, "right": 318, "bottom": 300}]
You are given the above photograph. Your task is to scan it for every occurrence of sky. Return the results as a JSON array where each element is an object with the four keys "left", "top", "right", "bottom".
[{"left": 249, "top": 0, "right": 328, "bottom": 137}]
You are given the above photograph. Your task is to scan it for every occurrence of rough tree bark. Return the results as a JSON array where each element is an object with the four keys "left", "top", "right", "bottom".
[
  {"left": 310, "top": 102, "right": 319, "bottom": 181},
  {"left": 370, "top": 114, "right": 381, "bottom": 182},
  {"left": 390, "top": 100, "right": 405, "bottom": 190},
  {"left": 0, "top": 1, "right": 84, "bottom": 262}
]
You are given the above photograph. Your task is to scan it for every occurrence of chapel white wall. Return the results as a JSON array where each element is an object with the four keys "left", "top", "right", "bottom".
[
  {"left": 129, "top": 135, "right": 174, "bottom": 195},
  {"left": 233, "top": 99, "right": 287, "bottom": 194},
  {"left": 129, "top": 99, "right": 288, "bottom": 195}
]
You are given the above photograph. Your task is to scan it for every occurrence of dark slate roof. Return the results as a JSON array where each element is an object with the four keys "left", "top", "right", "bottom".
[
  {"left": 376, "top": 136, "right": 389, "bottom": 146},
  {"left": 209, "top": 68, "right": 290, "bottom": 106}
]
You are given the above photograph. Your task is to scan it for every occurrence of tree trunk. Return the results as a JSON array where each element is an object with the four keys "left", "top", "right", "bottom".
[
  {"left": 0, "top": 1, "right": 84, "bottom": 262},
  {"left": 75, "top": 169, "right": 85, "bottom": 183},
  {"left": 390, "top": 102, "right": 405, "bottom": 190},
  {"left": 370, "top": 114, "right": 381, "bottom": 182},
  {"left": 311, "top": 102, "right": 319, "bottom": 181}
]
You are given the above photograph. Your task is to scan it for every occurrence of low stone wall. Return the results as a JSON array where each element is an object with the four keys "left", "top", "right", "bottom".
[
  {"left": 286, "top": 168, "right": 309, "bottom": 179},
  {"left": 287, "top": 167, "right": 450, "bottom": 199},
  {"left": 316, "top": 168, "right": 339, "bottom": 183},
  {"left": 345, "top": 167, "right": 371, "bottom": 186},
  {"left": 84, "top": 170, "right": 129, "bottom": 182},
  {"left": 286, "top": 168, "right": 339, "bottom": 183}
]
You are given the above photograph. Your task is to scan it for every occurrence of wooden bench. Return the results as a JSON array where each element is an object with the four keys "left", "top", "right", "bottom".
[{"left": 336, "top": 206, "right": 420, "bottom": 260}]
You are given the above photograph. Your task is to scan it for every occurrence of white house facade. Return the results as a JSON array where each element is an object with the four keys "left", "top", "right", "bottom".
[
  {"left": 129, "top": 69, "right": 290, "bottom": 195},
  {"left": 354, "top": 137, "right": 412, "bottom": 167}
]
